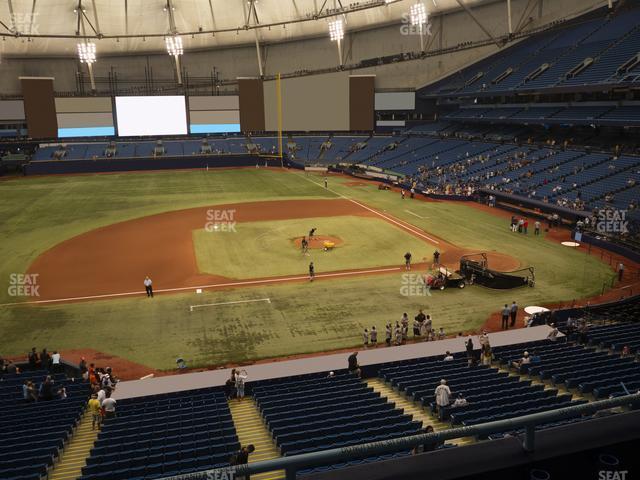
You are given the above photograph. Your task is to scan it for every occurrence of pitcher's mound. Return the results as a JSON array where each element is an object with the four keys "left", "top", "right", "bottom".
[{"left": 293, "top": 235, "right": 344, "bottom": 250}]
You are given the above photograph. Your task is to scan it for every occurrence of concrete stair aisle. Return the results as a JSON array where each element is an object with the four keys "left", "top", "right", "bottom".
[
  {"left": 49, "top": 412, "right": 98, "bottom": 480},
  {"left": 366, "top": 378, "right": 474, "bottom": 446},
  {"left": 228, "top": 398, "right": 284, "bottom": 480}
]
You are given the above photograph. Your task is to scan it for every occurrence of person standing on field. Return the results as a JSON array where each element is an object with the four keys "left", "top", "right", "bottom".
[
  {"left": 144, "top": 276, "right": 153, "bottom": 298},
  {"left": 404, "top": 252, "right": 412, "bottom": 270},
  {"left": 617, "top": 262, "right": 625, "bottom": 282},
  {"left": 370, "top": 326, "right": 378, "bottom": 347},
  {"left": 534, "top": 220, "right": 541, "bottom": 235},
  {"left": 309, "top": 262, "right": 315, "bottom": 282},
  {"left": 501, "top": 304, "right": 510, "bottom": 330},
  {"left": 510, "top": 301, "right": 518, "bottom": 328},
  {"left": 433, "top": 250, "right": 440, "bottom": 267}
]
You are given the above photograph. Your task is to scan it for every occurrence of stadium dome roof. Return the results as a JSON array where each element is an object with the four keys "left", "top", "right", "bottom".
[{"left": 0, "top": 0, "right": 484, "bottom": 56}]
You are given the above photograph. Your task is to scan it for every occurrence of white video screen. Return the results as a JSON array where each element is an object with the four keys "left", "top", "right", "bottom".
[{"left": 115, "top": 96, "right": 188, "bottom": 136}]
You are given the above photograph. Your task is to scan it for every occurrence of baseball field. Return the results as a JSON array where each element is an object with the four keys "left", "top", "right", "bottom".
[{"left": 0, "top": 168, "right": 617, "bottom": 370}]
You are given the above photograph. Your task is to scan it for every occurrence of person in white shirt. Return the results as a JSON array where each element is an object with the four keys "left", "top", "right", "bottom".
[
  {"left": 51, "top": 351, "right": 61, "bottom": 373},
  {"left": 144, "top": 276, "right": 154, "bottom": 298},
  {"left": 479, "top": 331, "right": 490, "bottom": 348},
  {"left": 97, "top": 388, "right": 107, "bottom": 406},
  {"left": 434, "top": 379, "right": 451, "bottom": 414},
  {"left": 443, "top": 351, "right": 454, "bottom": 361},
  {"left": 512, "top": 351, "right": 530, "bottom": 369},
  {"left": 102, "top": 395, "right": 117, "bottom": 419},
  {"left": 235, "top": 369, "right": 248, "bottom": 401},
  {"left": 452, "top": 394, "right": 468, "bottom": 408}
]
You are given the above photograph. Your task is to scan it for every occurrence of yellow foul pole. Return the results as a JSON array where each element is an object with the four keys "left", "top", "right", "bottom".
[{"left": 276, "top": 73, "right": 283, "bottom": 166}]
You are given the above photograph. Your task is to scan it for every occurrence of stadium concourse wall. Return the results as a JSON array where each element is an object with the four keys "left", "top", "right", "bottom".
[{"left": 23, "top": 154, "right": 285, "bottom": 175}]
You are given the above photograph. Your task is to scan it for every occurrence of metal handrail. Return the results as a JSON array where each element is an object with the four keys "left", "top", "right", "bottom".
[{"left": 156, "top": 392, "right": 640, "bottom": 480}]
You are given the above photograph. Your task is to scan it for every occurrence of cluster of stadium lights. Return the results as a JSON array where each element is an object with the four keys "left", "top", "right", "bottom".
[
  {"left": 328, "top": 19, "right": 344, "bottom": 42},
  {"left": 327, "top": 2, "right": 429, "bottom": 39},
  {"left": 77, "top": 42, "right": 96, "bottom": 64},
  {"left": 75, "top": 3, "right": 429, "bottom": 62},
  {"left": 165, "top": 35, "right": 184, "bottom": 56},
  {"left": 410, "top": 2, "right": 428, "bottom": 26}
]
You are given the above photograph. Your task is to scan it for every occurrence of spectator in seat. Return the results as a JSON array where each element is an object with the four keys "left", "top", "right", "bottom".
[
  {"left": 51, "top": 350, "right": 61, "bottom": 373},
  {"left": 23, "top": 380, "right": 37, "bottom": 402},
  {"left": 28, "top": 347, "right": 39, "bottom": 370},
  {"left": 481, "top": 344, "right": 492, "bottom": 366},
  {"left": 6, "top": 359, "right": 18, "bottom": 374},
  {"left": 58, "top": 386, "right": 67, "bottom": 399},
  {"left": 41, "top": 348, "right": 50, "bottom": 371},
  {"left": 452, "top": 394, "right": 468, "bottom": 408},
  {"left": 412, "top": 425, "right": 439, "bottom": 454},
  {"left": 530, "top": 350, "right": 541, "bottom": 364},
  {"left": 225, "top": 369, "right": 237, "bottom": 399},
  {"left": 79, "top": 357, "right": 88, "bottom": 380},
  {"left": 102, "top": 392, "right": 117, "bottom": 419},
  {"left": 443, "top": 351, "right": 454, "bottom": 362},
  {"left": 512, "top": 351, "right": 530, "bottom": 369},
  {"left": 434, "top": 379, "right": 451, "bottom": 415},
  {"left": 39, "top": 375, "right": 55, "bottom": 401},
  {"left": 621, "top": 345, "right": 630, "bottom": 357},
  {"left": 465, "top": 336, "right": 474, "bottom": 359},
  {"left": 348, "top": 352, "right": 361, "bottom": 378}
]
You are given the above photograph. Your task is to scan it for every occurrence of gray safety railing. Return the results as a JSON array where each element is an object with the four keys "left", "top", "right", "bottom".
[{"left": 155, "top": 391, "right": 640, "bottom": 480}]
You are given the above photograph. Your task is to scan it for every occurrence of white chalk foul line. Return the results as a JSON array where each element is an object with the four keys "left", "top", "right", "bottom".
[
  {"left": 0, "top": 266, "right": 402, "bottom": 307},
  {"left": 189, "top": 298, "right": 271, "bottom": 311},
  {"left": 297, "top": 173, "right": 439, "bottom": 245},
  {"left": 404, "top": 209, "right": 429, "bottom": 219}
]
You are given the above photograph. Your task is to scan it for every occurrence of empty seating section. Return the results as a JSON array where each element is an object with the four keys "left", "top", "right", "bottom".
[
  {"left": 0, "top": 370, "right": 90, "bottom": 480},
  {"left": 251, "top": 372, "right": 421, "bottom": 457},
  {"left": 587, "top": 323, "right": 640, "bottom": 354},
  {"left": 79, "top": 387, "right": 238, "bottom": 480},
  {"left": 445, "top": 104, "right": 640, "bottom": 126},
  {"left": 421, "top": 6, "right": 640, "bottom": 96}
]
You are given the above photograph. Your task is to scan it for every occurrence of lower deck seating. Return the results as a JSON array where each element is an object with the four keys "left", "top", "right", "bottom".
[
  {"left": 0, "top": 370, "right": 90, "bottom": 480},
  {"left": 251, "top": 373, "right": 422, "bottom": 457},
  {"left": 79, "top": 387, "right": 238, "bottom": 480}
]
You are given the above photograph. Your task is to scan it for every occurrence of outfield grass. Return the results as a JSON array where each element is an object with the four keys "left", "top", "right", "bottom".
[
  {"left": 0, "top": 169, "right": 615, "bottom": 369},
  {"left": 193, "top": 216, "right": 434, "bottom": 278}
]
